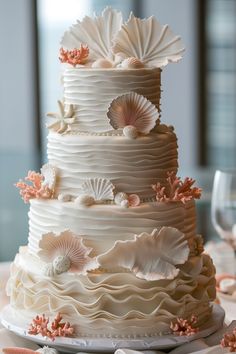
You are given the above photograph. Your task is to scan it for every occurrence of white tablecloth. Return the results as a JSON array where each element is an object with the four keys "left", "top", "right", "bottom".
[{"left": 0, "top": 262, "right": 235, "bottom": 353}]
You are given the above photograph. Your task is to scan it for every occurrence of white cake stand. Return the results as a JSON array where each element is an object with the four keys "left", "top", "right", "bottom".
[{"left": 1, "top": 304, "right": 225, "bottom": 353}]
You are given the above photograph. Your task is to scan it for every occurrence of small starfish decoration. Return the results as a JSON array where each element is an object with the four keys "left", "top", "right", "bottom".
[{"left": 47, "top": 100, "right": 75, "bottom": 134}]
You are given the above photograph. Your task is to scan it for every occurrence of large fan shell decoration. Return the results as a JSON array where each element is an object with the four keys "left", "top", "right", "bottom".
[
  {"left": 97, "top": 227, "right": 189, "bottom": 281},
  {"left": 112, "top": 13, "right": 185, "bottom": 68},
  {"left": 61, "top": 7, "right": 123, "bottom": 66},
  {"left": 38, "top": 230, "right": 96, "bottom": 276},
  {"left": 107, "top": 92, "right": 159, "bottom": 138}
]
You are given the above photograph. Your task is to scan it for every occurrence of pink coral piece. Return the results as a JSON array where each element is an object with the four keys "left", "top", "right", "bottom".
[
  {"left": 128, "top": 194, "right": 140, "bottom": 207},
  {"left": 28, "top": 313, "right": 74, "bottom": 341},
  {"left": 221, "top": 327, "right": 236, "bottom": 352},
  {"left": 152, "top": 171, "right": 202, "bottom": 204},
  {"left": 59, "top": 46, "right": 89, "bottom": 66},
  {"left": 15, "top": 170, "right": 54, "bottom": 203},
  {"left": 170, "top": 315, "right": 199, "bottom": 336},
  {"left": 3, "top": 349, "right": 36, "bottom": 354}
]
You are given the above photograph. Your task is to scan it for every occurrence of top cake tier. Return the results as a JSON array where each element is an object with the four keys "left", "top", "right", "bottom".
[{"left": 62, "top": 67, "right": 161, "bottom": 133}]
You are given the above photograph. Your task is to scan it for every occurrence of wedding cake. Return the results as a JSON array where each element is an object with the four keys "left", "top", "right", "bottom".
[{"left": 7, "top": 8, "right": 216, "bottom": 339}]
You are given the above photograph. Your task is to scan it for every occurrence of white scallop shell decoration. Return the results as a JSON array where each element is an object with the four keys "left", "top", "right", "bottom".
[
  {"left": 38, "top": 230, "right": 95, "bottom": 274},
  {"left": 61, "top": 7, "right": 123, "bottom": 62},
  {"left": 121, "top": 57, "right": 145, "bottom": 69},
  {"left": 41, "top": 164, "right": 57, "bottom": 189},
  {"left": 97, "top": 227, "right": 189, "bottom": 280},
  {"left": 112, "top": 13, "right": 185, "bottom": 68},
  {"left": 81, "top": 178, "right": 115, "bottom": 201},
  {"left": 107, "top": 92, "right": 159, "bottom": 135}
]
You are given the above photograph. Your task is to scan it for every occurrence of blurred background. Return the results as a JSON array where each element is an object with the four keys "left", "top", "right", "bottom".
[{"left": 0, "top": 0, "right": 236, "bottom": 261}]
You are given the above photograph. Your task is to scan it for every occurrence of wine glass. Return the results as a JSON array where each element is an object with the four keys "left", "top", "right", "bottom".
[{"left": 211, "top": 169, "right": 236, "bottom": 251}]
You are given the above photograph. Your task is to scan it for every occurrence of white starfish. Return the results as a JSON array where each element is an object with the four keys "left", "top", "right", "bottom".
[{"left": 46, "top": 100, "right": 75, "bottom": 134}]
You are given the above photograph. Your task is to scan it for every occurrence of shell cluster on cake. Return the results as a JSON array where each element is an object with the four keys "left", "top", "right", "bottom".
[{"left": 9, "top": 7, "right": 216, "bottom": 340}]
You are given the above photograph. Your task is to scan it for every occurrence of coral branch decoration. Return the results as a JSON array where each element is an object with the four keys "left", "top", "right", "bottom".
[
  {"left": 221, "top": 327, "right": 236, "bottom": 352},
  {"left": 107, "top": 92, "right": 160, "bottom": 138},
  {"left": 15, "top": 165, "right": 56, "bottom": 203},
  {"left": 59, "top": 46, "right": 89, "bottom": 66},
  {"left": 28, "top": 313, "right": 74, "bottom": 341},
  {"left": 47, "top": 100, "right": 75, "bottom": 134},
  {"left": 97, "top": 227, "right": 189, "bottom": 280},
  {"left": 61, "top": 7, "right": 122, "bottom": 64},
  {"left": 38, "top": 230, "right": 96, "bottom": 276},
  {"left": 170, "top": 315, "right": 199, "bottom": 336},
  {"left": 152, "top": 171, "right": 202, "bottom": 204},
  {"left": 112, "top": 13, "right": 185, "bottom": 68}
]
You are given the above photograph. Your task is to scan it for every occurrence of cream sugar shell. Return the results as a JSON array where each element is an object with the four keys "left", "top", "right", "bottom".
[
  {"left": 47, "top": 130, "right": 178, "bottom": 199},
  {"left": 62, "top": 67, "right": 161, "bottom": 133},
  {"left": 28, "top": 198, "right": 196, "bottom": 257}
]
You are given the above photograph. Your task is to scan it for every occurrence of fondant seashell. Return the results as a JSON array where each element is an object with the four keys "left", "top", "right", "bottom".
[
  {"left": 92, "top": 58, "right": 114, "bottom": 68},
  {"left": 128, "top": 194, "right": 140, "bottom": 207},
  {"left": 114, "top": 192, "right": 128, "bottom": 205},
  {"left": 53, "top": 255, "right": 71, "bottom": 274},
  {"left": 81, "top": 178, "right": 115, "bottom": 201},
  {"left": 220, "top": 278, "right": 236, "bottom": 295},
  {"left": 41, "top": 164, "right": 57, "bottom": 189},
  {"left": 38, "top": 230, "right": 94, "bottom": 274},
  {"left": 123, "top": 125, "right": 138, "bottom": 139},
  {"left": 112, "top": 13, "right": 185, "bottom": 68},
  {"left": 42, "top": 263, "right": 54, "bottom": 277},
  {"left": 58, "top": 193, "right": 72, "bottom": 202},
  {"left": 107, "top": 92, "right": 159, "bottom": 134},
  {"left": 61, "top": 7, "right": 122, "bottom": 62},
  {"left": 121, "top": 199, "right": 129, "bottom": 208},
  {"left": 75, "top": 194, "right": 95, "bottom": 206},
  {"left": 97, "top": 227, "right": 189, "bottom": 280},
  {"left": 36, "top": 347, "right": 58, "bottom": 354},
  {"left": 121, "top": 57, "right": 145, "bottom": 69}
]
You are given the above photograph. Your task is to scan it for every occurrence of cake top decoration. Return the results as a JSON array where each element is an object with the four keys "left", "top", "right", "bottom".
[
  {"left": 61, "top": 7, "right": 122, "bottom": 66},
  {"left": 60, "top": 7, "right": 185, "bottom": 68}
]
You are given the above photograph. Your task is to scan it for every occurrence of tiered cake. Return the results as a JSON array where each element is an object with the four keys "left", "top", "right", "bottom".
[{"left": 7, "top": 8, "right": 216, "bottom": 339}]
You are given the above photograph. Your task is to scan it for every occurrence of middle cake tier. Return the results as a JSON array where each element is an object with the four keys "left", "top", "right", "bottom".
[
  {"left": 28, "top": 199, "right": 196, "bottom": 257},
  {"left": 47, "top": 128, "right": 178, "bottom": 199}
]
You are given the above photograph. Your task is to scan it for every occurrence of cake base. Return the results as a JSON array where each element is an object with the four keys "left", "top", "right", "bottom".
[{"left": 1, "top": 304, "right": 225, "bottom": 353}]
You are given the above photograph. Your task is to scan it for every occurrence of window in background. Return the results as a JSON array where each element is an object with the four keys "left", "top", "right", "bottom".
[
  {"left": 205, "top": 0, "right": 236, "bottom": 167},
  {"left": 0, "top": 0, "right": 40, "bottom": 261},
  {"left": 37, "top": 0, "right": 139, "bottom": 159}
]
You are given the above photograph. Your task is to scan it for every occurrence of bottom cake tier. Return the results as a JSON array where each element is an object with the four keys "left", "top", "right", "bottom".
[{"left": 7, "top": 247, "right": 216, "bottom": 338}]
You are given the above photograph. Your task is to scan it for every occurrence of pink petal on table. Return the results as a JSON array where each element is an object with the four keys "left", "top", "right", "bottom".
[{"left": 3, "top": 348, "right": 36, "bottom": 354}]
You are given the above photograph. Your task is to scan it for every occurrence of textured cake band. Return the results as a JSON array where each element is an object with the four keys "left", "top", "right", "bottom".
[
  {"left": 63, "top": 67, "right": 161, "bottom": 132},
  {"left": 47, "top": 130, "right": 178, "bottom": 198},
  {"left": 28, "top": 199, "right": 196, "bottom": 257},
  {"left": 7, "top": 249, "right": 216, "bottom": 338}
]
